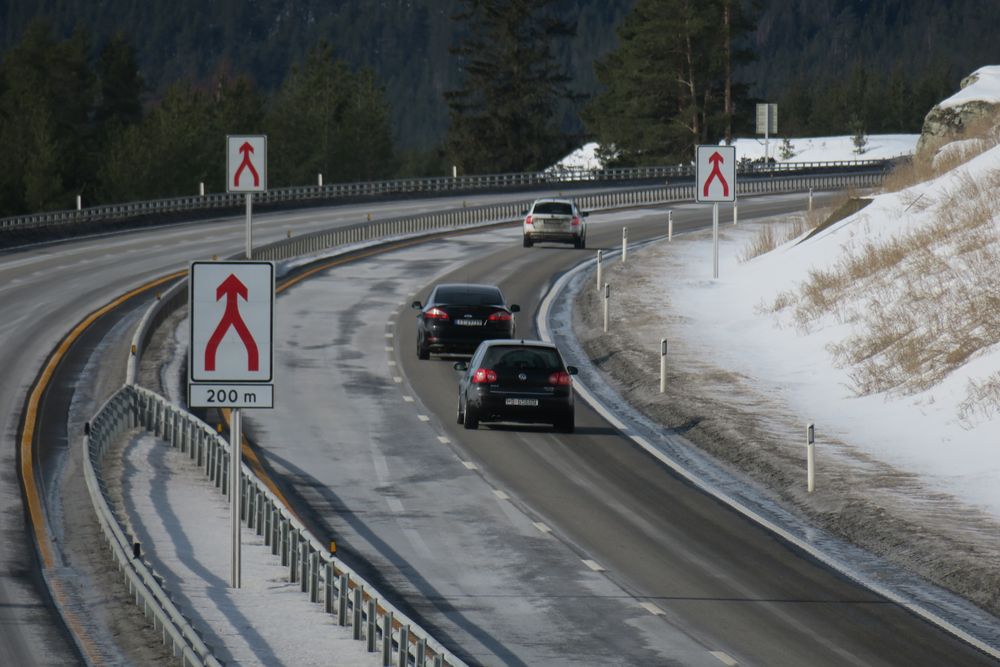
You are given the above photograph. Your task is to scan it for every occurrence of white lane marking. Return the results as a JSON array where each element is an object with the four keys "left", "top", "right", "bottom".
[
  {"left": 417, "top": 414, "right": 430, "bottom": 422},
  {"left": 462, "top": 461, "right": 478, "bottom": 470},
  {"left": 385, "top": 346, "right": 394, "bottom": 351},
  {"left": 533, "top": 522, "right": 552, "bottom": 534},
  {"left": 387, "top": 360, "right": 397, "bottom": 366},
  {"left": 710, "top": 651, "right": 739, "bottom": 666},
  {"left": 403, "top": 528, "right": 434, "bottom": 558},
  {"left": 393, "top": 376, "right": 402, "bottom": 383},
  {"left": 384, "top": 333, "right": 393, "bottom": 338},
  {"left": 387, "top": 497, "right": 405, "bottom": 513},
  {"left": 582, "top": 559, "right": 605, "bottom": 572},
  {"left": 437, "top": 436, "right": 450, "bottom": 444},
  {"left": 372, "top": 454, "right": 390, "bottom": 484},
  {"left": 402, "top": 395, "right": 414, "bottom": 402},
  {"left": 640, "top": 602, "right": 665, "bottom": 616},
  {"left": 492, "top": 489, "right": 509, "bottom": 501}
]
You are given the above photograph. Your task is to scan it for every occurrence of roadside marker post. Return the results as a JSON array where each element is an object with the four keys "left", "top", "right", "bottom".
[
  {"left": 622, "top": 227, "right": 629, "bottom": 264},
  {"left": 660, "top": 339, "right": 668, "bottom": 393},
  {"left": 807, "top": 423, "right": 816, "bottom": 493},
  {"left": 668, "top": 210, "right": 673, "bottom": 241},
  {"left": 734, "top": 202, "right": 739, "bottom": 225},
  {"left": 603, "top": 283, "right": 610, "bottom": 333},
  {"left": 596, "top": 250, "right": 603, "bottom": 292},
  {"left": 696, "top": 145, "right": 736, "bottom": 280}
]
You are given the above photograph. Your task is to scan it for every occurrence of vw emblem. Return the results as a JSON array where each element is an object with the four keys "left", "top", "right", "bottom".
[
  {"left": 463, "top": 314, "right": 472, "bottom": 318},
  {"left": 518, "top": 372, "right": 527, "bottom": 381}
]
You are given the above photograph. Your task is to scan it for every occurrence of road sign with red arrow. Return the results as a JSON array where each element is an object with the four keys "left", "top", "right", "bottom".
[
  {"left": 227, "top": 135, "right": 267, "bottom": 193},
  {"left": 696, "top": 145, "right": 736, "bottom": 203},
  {"left": 189, "top": 261, "right": 274, "bottom": 387}
]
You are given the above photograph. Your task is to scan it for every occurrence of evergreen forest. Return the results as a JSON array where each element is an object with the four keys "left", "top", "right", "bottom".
[{"left": 1, "top": 0, "right": 999, "bottom": 217}]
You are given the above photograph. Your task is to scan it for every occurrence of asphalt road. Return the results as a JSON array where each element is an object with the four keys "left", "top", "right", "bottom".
[
  {"left": 0, "top": 188, "right": 582, "bottom": 665},
  {"left": 247, "top": 193, "right": 996, "bottom": 666}
]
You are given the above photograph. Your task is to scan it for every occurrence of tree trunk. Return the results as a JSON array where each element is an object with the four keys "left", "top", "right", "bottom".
[{"left": 724, "top": 0, "right": 732, "bottom": 145}]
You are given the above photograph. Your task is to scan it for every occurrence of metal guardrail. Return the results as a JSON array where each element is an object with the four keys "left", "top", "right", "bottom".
[
  {"left": 87, "top": 384, "right": 466, "bottom": 667},
  {"left": 0, "top": 160, "right": 889, "bottom": 232},
  {"left": 85, "top": 164, "right": 886, "bottom": 665},
  {"left": 255, "top": 170, "right": 887, "bottom": 262}
]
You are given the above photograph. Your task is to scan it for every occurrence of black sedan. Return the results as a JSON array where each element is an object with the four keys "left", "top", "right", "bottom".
[
  {"left": 413, "top": 283, "right": 519, "bottom": 359},
  {"left": 454, "top": 339, "right": 577, "bottom": 432}
]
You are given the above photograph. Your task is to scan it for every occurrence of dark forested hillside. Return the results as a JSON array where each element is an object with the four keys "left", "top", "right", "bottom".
[{"left": 0, "top": 0, "right": 631, "bottom": 150}]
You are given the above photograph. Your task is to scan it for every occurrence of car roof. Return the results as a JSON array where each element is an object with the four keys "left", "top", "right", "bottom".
[
  {"left": 531, "top": 198, "right": 574, "bottom": 206},
  {"left": 478, "top": 339, "right": 557, "bottom": 350}
]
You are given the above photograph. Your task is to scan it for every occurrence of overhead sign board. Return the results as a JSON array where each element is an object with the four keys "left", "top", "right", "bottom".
[
  {"left": 227, "top": 135, "right": 267, "bottom": 193},
  {"left": 696, "top": 145, "right": 737, "bottom": 203},
  {"left": 189, "top": 260, "right": 274, "bottom": 408}
]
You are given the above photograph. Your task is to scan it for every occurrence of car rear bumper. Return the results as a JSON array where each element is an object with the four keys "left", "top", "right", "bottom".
[
  {"left": 468, "top": 391, "right": 573, "bottom": 424},
  {"left": 525, "top": 230, "right": 581, "bottom": 243}
]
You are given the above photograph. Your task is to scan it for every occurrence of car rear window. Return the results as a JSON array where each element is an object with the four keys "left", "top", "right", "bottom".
[
  {"left": 532, "top": 202, "right": 574, "bottom": 215},
  {"left": 435, "top": 287, "right": 503, "bottom": 306},
  {"left": 483, "top": 346, "right": 563, "bottom": 371}
]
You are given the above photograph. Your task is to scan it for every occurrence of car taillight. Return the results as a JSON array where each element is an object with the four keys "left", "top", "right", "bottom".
[
  {"left": 488, "top": 311, "right": 512, "bottom": 322},
  {"left": 424, "top": 307, "right": 449, "bottom": 320},
  {"left": 548, "top": 371, "right": 572, "bottom": 386},
  {"left": 472, "top": 368, "right": 498, "bottom": 384},
  {"left": 571, "top": 216, "right": 581, "bottom": 226},
  {"left": 525, "top": 215, "right": 533, "bottom": 226}
]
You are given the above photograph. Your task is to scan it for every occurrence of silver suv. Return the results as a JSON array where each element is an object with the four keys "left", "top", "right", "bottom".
[{"left": 522, "top": 198, "right": 588, "bottom": 249}]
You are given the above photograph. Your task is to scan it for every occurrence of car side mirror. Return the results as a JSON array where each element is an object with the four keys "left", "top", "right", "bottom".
[
  {"left": 566, "top": 366, "right": 578, "bottom": 375},
  {"left": 510, "top": 304, "right": 520, "bottom": 313},
  {"left": 411, "top": 301, "right": 422, "bottom": 309},
  {"left": 454, "top": 361, "right": 468, "bottom": 372}
]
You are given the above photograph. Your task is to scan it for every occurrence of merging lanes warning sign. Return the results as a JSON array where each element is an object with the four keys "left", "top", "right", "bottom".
[
  {"left": 189, "top": 260, "right": 274, "bottom": 408},
  {"left": 696, "top": 145, "right": 737, "bottom": 203},
  {"left": 227, "top": 135, "right": 267, "bottom": 193}
]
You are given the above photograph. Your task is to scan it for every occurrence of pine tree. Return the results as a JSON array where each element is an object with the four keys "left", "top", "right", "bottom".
[{"left": 444, "top": 0, "right": 576, "bottom": 173}]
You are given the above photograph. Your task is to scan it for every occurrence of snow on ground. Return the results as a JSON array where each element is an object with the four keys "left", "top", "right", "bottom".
[{"left": 626, "top": 145, "right": 1000, "bottom": 519}]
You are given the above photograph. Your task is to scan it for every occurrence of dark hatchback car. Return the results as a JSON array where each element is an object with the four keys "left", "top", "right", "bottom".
[
  {"left": 412, "top": 283, "right": 519, "bottom": 359},
  {"left": 454, "top": 339, "right": 577, "bottom": 432}
]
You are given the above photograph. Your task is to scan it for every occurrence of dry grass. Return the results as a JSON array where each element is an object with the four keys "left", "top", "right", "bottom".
[
  {"left": 739, "top": 212, "right": 819, "bottom": 262},
  {"left": 771, "top": 167, "right": 1000, "bottom": 406}
]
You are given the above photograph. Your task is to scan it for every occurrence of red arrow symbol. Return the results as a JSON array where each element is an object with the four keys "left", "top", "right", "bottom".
[
  {"left": 204, "top": 274, "right": 259, "bottom": 372},
  {"left": 703, "top": 151, "right": 730, "bottom": 197},
  {"left": 233, "top": 141, "right": 260, "bottom": 188}
]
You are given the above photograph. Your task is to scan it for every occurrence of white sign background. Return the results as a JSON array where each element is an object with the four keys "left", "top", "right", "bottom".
[
  {"left": 227, "top": 135, "right": 268, "bottom": 193},
  {"left": 190, "top": 261, "right": 274, "bottom": 382},
  {"left": 696, "top": 145, "right": 737, "bottom": 203}
]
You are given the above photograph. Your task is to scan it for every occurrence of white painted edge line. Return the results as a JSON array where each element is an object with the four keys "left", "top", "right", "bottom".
[
  {"left": 492, "top": 489, "right": 509, "bottom": 501},
  {"left": 461, "top": 461, "right": 478, "bottom": 470},
  {"left": 533, "top": 521, "right": 552, "bottom": 534},
  {"left": 535, "top": 252, "right": 1000, "bottom": 660},
  {"left": 417, "top": 414, "right": 430, "bottom": 422},
  {"left": 393, "top": 376, "right": 402, "bottom": 384},
  {"left": 710, "top": 650, "right": 739, "bottom": 666},
  {"left": 402, "top": 395, "right": 414, "bottom": 402},
  {"left": 582, "top": 559, "right": 605, "bottom": 572},
  {"left": 640, "top": 602, "right": 665, "bottom": 616}
]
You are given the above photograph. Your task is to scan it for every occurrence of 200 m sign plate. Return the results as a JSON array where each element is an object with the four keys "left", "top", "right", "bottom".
[{"left": 190, "top": 384, "right": 274, "bottom": 408}]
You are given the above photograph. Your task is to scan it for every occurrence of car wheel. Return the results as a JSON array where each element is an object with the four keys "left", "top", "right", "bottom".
[
  {"left": 463, "top": 406, "right": 479, "bottom": 430},
  {"left": 417, "top": 338, "right": 430, "bottom": 360},
  {"left": 457, "top": 396, "right": 465, "bottom": 424},
  {"left": 523, "top": 235, "right": 533, "bottom": 248},
  {"left": 555, "top": 412, "right": 575, "bottom": 433}
]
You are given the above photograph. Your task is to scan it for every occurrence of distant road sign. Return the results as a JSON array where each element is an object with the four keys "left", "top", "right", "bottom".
[
  {"left": 756, "top": 103, "right": 778, "bottom": 135},
  {"left": 696, "top": 145, "right": 737, "bottom": 203},
  {"left": 190, "top": 261, "right": 274, "bottom": 383},
  {"left": 227, "top": 135, "right": 267, "bottom": 193}
]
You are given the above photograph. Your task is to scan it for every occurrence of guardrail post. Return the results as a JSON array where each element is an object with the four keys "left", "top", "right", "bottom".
[
  {"left": 367, "top": 598, "right": 377, "bottom": 652},
  {"left": 325, "top": 562, "right": 334, "bottom": 613},
  {"left": 281, "top": 521, "right": 289, "bottom": 566},
  {"left": 310, "top": 551, "right": 320, "bottom": 602},
  {"left": 290, "top": 531, "right": 299, "bottom": 582},
  {"left": 300, "top": 542, "right": 309, "bottom": 592},
  {"left": 398, "top": 625, "right": 409, "bottom": 667},
  {"left": 338, "top": 574, "right": 349, "bottom": 626},
  {"left": 353, "top": 587, "right": 363, "bottom": 640},
  {"left": 382, "top": 610, "right": 394, "bottom": 665},
  {"left": 417, "top": 638, "right": 426, "bottom": 667}
]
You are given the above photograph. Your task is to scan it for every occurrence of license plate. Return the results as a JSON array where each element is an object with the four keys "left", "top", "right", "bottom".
[
  {"left": 505, "top": 398, "right": 538, "bottom": 407},
  {"left": 455, "top": 319, "right": 483, "bottom": 326}
]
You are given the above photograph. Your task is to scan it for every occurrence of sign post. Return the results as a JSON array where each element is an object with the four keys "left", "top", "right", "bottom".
[
  {"left": 189, "top": 260, "right": 275, "bottom": 588},
  {"left": 227, "top": 135, "right": 267, "bottom": 259},
  {"left": 696, "top": 145, "right": 737, "bottom": 279}
]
